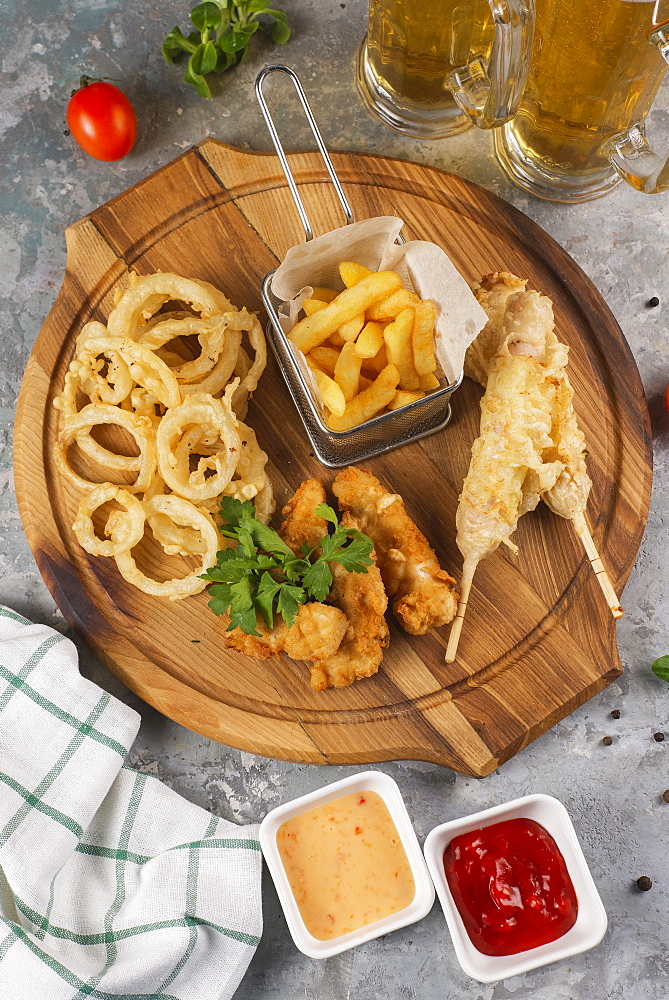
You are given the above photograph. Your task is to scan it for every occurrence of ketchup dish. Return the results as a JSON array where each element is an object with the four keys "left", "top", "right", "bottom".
[{"left": 424, "top": 793, "right": 607, "bottom": 983}]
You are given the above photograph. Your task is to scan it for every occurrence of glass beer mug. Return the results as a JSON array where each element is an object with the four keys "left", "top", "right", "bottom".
[
  {"left": 357, "top": 0, "right": 535, "bottom": 139},
  {"left": 494, "top": 0, "right": 669, "bottom": 201}
]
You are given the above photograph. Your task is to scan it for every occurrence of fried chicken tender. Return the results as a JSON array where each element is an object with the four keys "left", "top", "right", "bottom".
[
  {"left": 222, "top": 479, "right": 349, "bottom": 664},
  {"left": 333, "top": 467, "right": 458, "bottom": 635},
  {"left": 279, "top": 478, "right": 329, "bottom": 555},
  {"left": 221, "top": 601, "right": 349, "bottom": 661},
  {"left": 310, "top": 531, "right": 389, "bottom": 691}
]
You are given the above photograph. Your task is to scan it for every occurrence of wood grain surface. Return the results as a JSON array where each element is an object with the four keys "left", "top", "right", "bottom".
[{"left": 13, "top": 140, "right": 652, "bottom": 777}]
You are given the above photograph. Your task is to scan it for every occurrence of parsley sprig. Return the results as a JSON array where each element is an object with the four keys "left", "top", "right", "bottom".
[
  {"left": 162, "top": 1, "right": 291, "bottom": 99},
  {"left": 201, "top": 496, "right": 374, "bottom": 635}
]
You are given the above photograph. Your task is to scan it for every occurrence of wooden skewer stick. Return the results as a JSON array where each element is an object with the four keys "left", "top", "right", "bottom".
[
  {"left": 445, "top": 560, "right": 477, "bottom": 662},
  {"left": 572, "top": 513, "right": 623, "bottom": 619}
]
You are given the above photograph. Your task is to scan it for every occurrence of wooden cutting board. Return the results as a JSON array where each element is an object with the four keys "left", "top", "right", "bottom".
[{"left": 14, "top": 140, "right": 652, "bottom": 777}]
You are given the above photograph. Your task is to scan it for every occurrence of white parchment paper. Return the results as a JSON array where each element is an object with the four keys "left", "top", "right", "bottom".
[{"left": 271, "top": 216, "right": 487, "bottom": 385}]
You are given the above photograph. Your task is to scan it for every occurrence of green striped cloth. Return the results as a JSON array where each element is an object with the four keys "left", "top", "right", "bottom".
[{"left": 0, "top": 606, "right": 262, "bottom": 1000}]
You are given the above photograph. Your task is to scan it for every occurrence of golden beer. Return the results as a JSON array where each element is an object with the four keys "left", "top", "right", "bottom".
[
  {"left": 496, "top": 0, "right": 669, "bottom": 200},
  {"left": 358, "top": 0, "right": 495, "bottom": 137}
]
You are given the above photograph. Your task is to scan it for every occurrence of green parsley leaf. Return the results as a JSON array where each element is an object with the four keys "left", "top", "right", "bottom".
[
  {"left": 203, "top": 499, "right": 374, "bottom": 635},
  {"left": 312, "top": 502, "right": 339, "bottom": 527},
  {"left": 301, "top": 559, "right": 333, "bottom": 603},
  {"left": 277, "top": 584, "right": 305, "bottom": 630},
  {"left": 652, "top": 655, "right": 669, "bottom": 683}
]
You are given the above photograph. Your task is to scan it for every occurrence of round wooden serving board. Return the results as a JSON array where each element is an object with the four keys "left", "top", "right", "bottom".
[{"left": 14, "top": 141, "right": 652, "bottom": 777}]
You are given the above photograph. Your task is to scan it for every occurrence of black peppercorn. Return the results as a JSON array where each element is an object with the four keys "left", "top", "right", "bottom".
[
  {"left": 636, "top": 876, "right": 652, "bottom": 891},
  {"left": 653, "top": 732, "right": 665, "bottom": 742},
  {"left": 647, "top": 296, "right": 660, "bottom": 307},
  {"left": 663, "top": 790, "right": 669, "bottom": 803},
  {"left": 602, "top": 735, "right": 613, "bottom": 746},
  {"left": 610, "top": 709, "right": 621, "bottom": 719}
]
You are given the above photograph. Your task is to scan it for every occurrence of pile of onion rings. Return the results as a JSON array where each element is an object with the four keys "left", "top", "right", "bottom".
[{"left": 54, "top": 271, "right": 273, "bottom": 600}]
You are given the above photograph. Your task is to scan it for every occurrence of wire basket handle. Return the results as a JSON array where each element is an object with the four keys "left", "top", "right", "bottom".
[{"left": 255, "top": 65, "right": 354, "bottom": 242}]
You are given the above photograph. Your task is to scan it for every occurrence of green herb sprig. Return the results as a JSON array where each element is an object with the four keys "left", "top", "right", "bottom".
[
  {"left": 162, "top": 0, "right": 291, "bottom": 99},
  {"left": 201, "top": 496, "right": 374, "bottom": 635}
]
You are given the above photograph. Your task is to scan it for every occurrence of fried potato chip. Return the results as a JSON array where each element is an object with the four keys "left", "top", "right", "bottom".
[
  {"left": 419, "top": 371, "right": 441, "bottom": 390},
  {"left": 366, "top": 288, "right": 420, "bottom": 321},
  {"left": 388, "top": 390, "right": 426, "bottom": 410},
  {"left": 307, "top": 360, "right": 346, "bottom": 417},
  {"left": 338, "top": 313, "right": 365, "bottom": 343},
  {"left": 353, "top": 320, "right": 385, "bottom": 359},
  {"left": 339, "top": 262, "right": 372, "bottom": 287},
  {"left": 310, "top": 286, "right": 338, "bottom": 302}
]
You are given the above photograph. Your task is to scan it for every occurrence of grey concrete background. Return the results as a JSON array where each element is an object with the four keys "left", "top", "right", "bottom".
[{"left": 1, "top": 1, "right": 668, "bottom": 997}]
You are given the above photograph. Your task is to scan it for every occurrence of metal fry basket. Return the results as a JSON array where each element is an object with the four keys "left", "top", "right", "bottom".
[{"left": 256, "top": 65, "right": 462, "bottom": 469}]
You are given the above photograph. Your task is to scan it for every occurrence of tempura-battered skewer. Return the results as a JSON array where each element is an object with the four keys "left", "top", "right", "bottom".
[
  {"left": 467, "top": 272, "right": 623, "bottom": 625},
  {"left": 446, "top": 290, "right": 561, "bottom": 663}
]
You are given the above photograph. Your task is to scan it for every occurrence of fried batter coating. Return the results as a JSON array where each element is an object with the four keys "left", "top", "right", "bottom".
[
  {"left": 333, "top": 467, "right": 457, "bottom": 635},
  {"left": 279, "top": 478, "right": 328, "bottom": 555},
  {"left": 221, "top": 601, "right": 349, "bottom": 662},
  {"left": 466, "top": 272, "right": 527, "bottom": 386},
  {"left": 310, "top": 547, "right": 389, "bottom": 691},
  {"left": 221, "top": 479, "right": 349, "bottom": 664}
]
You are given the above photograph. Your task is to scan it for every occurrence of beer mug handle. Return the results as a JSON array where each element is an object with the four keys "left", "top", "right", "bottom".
[
  {"left": 448, "top": 0, "right": 535, "bottom": 130},
  {"left": 604, "top": 24, "right": 669, "bottom": 194}
]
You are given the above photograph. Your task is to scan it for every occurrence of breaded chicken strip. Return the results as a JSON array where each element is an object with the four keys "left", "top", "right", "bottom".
[
  {"left": 222, "top": 479, "right": 349, "bottom": 663},
  {"left": 279, "top": 478, "right": 329, "bottom": 555},
  {"left": 310, "top": 532, "right": 389, "bottom": 691},
  {"left": 333, "top": 467, "right": 458, "bottom": 635},
  {"left": 281, "top": 480, "right": 389, "bottom": 691},
  {"left": 221, "top": 601, "right": 348, "bottom": 661}
]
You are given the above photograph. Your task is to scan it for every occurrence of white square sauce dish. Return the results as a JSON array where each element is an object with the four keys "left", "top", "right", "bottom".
[
  {"left": 259, "top": 770, "right": 435, "bottom": 959},
  {"left": 423, "top": 792, "right": 608, "bottom": 983}
]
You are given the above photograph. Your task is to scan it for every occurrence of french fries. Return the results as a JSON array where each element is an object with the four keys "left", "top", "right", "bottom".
[
  {"left": 290, "top": 263, "right": 442, "bottom": 429},
  {"left": 289, "top": 271, "right": 403, "bottom": 353}
]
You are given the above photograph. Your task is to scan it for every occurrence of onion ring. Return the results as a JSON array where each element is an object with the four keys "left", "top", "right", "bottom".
[
  {"left": 115, "top": 494, "right": 218, "bottom": 599},
  {"left": 156, "top": 386, "right": 241, "bottom": 501},
  {"left": 81, "top": 337, "right": 181, "bottom": 409},
  {"left": 107, "top": 273, "right": 221, "bottom": 341},
  {"left": 73, "top": 484, "right": 145, "bottom": 557},
  {"left": 57, "top": 404, "right": 157, "bottom": 493}
]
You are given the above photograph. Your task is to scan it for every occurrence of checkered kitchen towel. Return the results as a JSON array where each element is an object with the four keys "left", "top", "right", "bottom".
[{"left": 0, "top": 606, "right": 262, "bottom": 1000}]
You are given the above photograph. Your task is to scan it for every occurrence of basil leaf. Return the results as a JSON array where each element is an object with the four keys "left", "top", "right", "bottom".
[
  {"left": 247, "top": 0, "right": 270, "bottom": 11},
  {"left": 652, "top": 655, "right": 669, "bottom": 683},
  {"left": 219, "top": 28, "right": 252, "bottom": 52},
  {"left": 190, "top": 1, "right": 222, "bottom": 32},
  {"left": 184, "top": 60, "right": 212, "bottom": 97},
  {"left": 267, "top": 8, "right": 291, "bottom": 44}
]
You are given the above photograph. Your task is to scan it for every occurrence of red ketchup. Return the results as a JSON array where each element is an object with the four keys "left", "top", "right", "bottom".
[{"left": 443, "top": 817, "right": 578, "bottom": 956}]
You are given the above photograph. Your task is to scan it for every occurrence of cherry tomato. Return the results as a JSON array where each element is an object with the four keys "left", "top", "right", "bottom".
[{"left": 67, "top": 80, "right": 136, "bottom": 162}]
